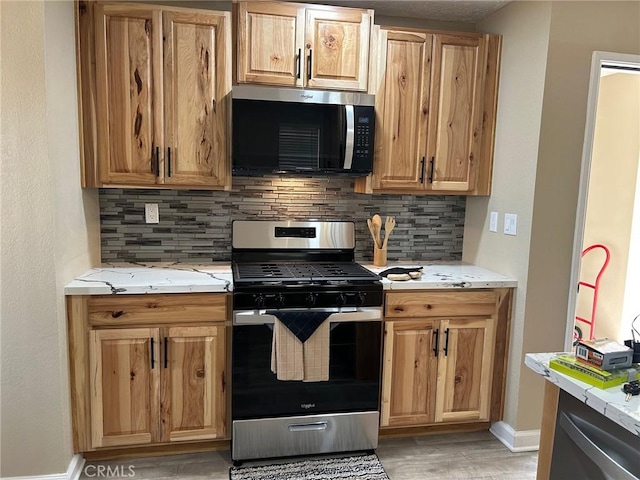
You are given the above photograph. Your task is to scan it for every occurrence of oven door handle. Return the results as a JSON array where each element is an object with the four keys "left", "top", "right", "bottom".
[
  {"left": 233, "top": 307, "right": 382, "bottom": 325},
  {"left": 288, "top": 421, "right": 328, "bottom": 432}
]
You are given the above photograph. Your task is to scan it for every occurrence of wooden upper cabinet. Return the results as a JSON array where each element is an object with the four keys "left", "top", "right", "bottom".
[
  {"left": 355, "top": 28, "right": 500, "bottom": 196},
  {"left": 381, "top": 320, "right": 439, "bottom": 427},
  {"left": 83, "top": 2, "right": 231, "bottom": 189},
  {"left": 161, "top": 326, "right": 226, "bottom": 442},
  {"left": 371, "top": 30, "right": 431, "bottom": 190},
  {"left": 94, "top": 4, "right": 163, "bottom": 185},
  {"left": 89, "top": 328, "right": 160, "bottom": 448},
  {"left": 236, "top": 1, "right": 372, "bottom": 91},
  {"left": 435, "top": 318, "right": 495, "bottom": 423},
  {"left": 237, "top": 2, "right": 305, "bottom": 87},
  {"left": 305, "top": 8, "right": 371, "bottom": 91},
  {"left": 163, "top": 11, "right": 231, "bottom": 187},
  {"left": 426, "top": 34, "right": 486, "bottom": 193}
]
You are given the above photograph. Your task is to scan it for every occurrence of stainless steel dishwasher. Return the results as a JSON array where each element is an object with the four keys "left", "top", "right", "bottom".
[{"left": 550, "top": 390, "right": 640, "bottom": 480}]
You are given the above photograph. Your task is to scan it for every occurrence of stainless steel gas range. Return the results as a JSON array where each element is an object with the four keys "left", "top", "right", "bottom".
[{"left": 230, "top": 220, "right": 383, "bottom": 463}]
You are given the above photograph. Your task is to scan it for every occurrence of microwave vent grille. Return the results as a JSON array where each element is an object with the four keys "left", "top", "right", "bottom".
[{"left": 279, "top": 125, "right": 320, "bottom": 171}]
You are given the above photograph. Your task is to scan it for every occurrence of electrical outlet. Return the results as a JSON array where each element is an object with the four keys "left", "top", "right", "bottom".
[
  {"left": 145, "top": 203, "right": 159, "bottom": 224},
  {"left": 489, "top": 211, "right": 498, "bottom": 232},
  {"left": 504, "top": 213, "right": 517, "bottom": 236}
]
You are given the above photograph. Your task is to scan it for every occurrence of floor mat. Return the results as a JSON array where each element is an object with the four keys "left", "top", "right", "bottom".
[{"left": 229, "top": 453, "right": 389, "bottom": 480}]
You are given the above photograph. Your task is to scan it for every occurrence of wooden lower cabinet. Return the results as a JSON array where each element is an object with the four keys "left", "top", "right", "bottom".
[
  {"left": 381, "top": 320, "right": 439, "bottom": 426},
  {"left": 90, "top": 328, "right": 160, "bottom": 448},
  {"left": 381, "top": 289, "right": 510, "bottom": 429},
  {"left": 162, "top": 326, "right": 226, "bottom": 442},
  {"left": 68, "top": 293, "right": 229, "bottom": 453},
  {"left": 434, "top": 318, "right": 495, "bottom": 422}
]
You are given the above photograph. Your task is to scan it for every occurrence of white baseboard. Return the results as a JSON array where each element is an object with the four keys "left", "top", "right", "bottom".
[
  {"left": 67, "top": 455, "right": 85, "bottom": 480},
  {"left": 490, "top": 421, "right": 540, "bottom": 452},
  {"left": 1, "top": 454, "right": 85, "bottom": 480}
]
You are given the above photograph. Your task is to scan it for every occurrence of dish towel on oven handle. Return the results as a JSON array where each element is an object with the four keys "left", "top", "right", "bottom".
[{"left": 268, "top": 311, "right": 332, "bottom": 382}]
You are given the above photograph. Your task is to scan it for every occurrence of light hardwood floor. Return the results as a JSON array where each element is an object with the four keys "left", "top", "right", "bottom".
[{"left": 79, "top": 431, "right": 538, "bottom": 479}]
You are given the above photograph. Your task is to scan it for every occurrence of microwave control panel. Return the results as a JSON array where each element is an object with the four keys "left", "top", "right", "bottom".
[{"left": 353, "top": 106, "right": 375, "bottom": 165}]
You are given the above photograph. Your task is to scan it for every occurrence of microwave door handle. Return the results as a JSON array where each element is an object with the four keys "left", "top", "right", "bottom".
[{"left": 343, "top": 105, "right": 355, "bottom": 170}]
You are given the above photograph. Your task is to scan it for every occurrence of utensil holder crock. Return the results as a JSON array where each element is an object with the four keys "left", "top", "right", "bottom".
[{"left": 373, "top": 246, "right": 387, "bottom": 267}]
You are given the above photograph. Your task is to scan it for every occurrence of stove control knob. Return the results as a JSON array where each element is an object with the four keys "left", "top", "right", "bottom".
[
  {"left": 253, "top": 294, "right": 265, "bottom": 309},
  {"left": 275, "top": 293, "right": 286, "bottom": 308},
  {"left": 336, "top": 293, "right": 347, "bottom": 306},
  {"left": 356, "top": 292, "right": 366, "bottom": 306},
  {"left": 306, "top": 293, "right": 317, "bottom": 307}
]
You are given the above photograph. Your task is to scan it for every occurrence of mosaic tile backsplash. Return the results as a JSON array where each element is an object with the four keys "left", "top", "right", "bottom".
[{"left": 99, "top": 176, "right": 465, "bottom": 263}]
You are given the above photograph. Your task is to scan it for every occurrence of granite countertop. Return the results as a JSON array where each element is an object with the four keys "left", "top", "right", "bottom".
[
  {"left": 64, "top": 263, "right": 232, "bottom": 295},
  {"left": 64, "top": 262, "right": 517, "bottom": 295},
  {"left": 525, "top": 352, "right": 640, "bottom": 437},
  {"left": 364, "top": 263, "right": 517, "bottom": 290}
]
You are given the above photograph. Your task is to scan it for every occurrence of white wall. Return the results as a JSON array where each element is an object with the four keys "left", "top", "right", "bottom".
[
  {"left": 466, "top": 0, "right": 640, "bottom": 433},
  {"left": 464, "top": 0, "right": 552, "bottom": 431},
  {"left": 0, "top": 1, "right": 99, "bottom": 476},
  {"left": 522, "top": 0, "right": 640, "bottom": 429}
]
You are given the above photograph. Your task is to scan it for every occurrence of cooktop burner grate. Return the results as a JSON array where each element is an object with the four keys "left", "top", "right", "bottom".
[{"left": 233, "top": 262, "right": 379, "bottom": 283}]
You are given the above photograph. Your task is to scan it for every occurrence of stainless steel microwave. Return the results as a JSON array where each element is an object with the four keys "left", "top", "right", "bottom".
[{"left": 232, "top": 85, "right": 375, "bottom": 176}]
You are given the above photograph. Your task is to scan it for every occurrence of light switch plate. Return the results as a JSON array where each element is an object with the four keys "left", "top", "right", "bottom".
[
  {"left": 504, "top": 213, "right": 517, "bottom": 236},
  {"left": 145, "top": 203, "right": 159, "bottom": 224},
  {"left": 489, "top": 211, "right": 498, "bottom": 232}
]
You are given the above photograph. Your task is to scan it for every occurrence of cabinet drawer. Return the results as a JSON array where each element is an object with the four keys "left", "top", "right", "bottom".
[
  {"left": 88, "top": 293, "right": 228, "bottom": 326},
  {"left": 385, "top": 291, "right": 497, "bottom": 318}
]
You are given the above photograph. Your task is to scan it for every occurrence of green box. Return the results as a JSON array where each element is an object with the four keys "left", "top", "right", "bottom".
[{"left": 549, "top": 354, "right": 640, "bottom": 389}]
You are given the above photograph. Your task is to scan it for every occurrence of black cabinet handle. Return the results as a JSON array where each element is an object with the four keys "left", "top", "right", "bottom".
[
  {"left": 307, "top": 49, "right": 312, "bottom": 81},
  {"left": 443, "top": 328, "right": 450, "bottom": 356},
  {"left": 167, "top": 147, "right": 172, "bottom": 177},
  {"left": 296, "top": 48, "right": 301, "bottom": 79},
  {"left": 150, "top": 337, "right": 155, "bottom": 369},
  {"left": 432, "top": 328, "right": 439, "bottom": 357},
  {"left": 428, "top": 156, "right": 435, "bottom": 183},
  {"left": 420, "top": 156, "right": 425, "bottom": 183},
  {"left": 152, "top": 146, "right": 159, "bottom": 176},
  {"left": 164, "top": 337, "right": 168, "bottom": 369}
]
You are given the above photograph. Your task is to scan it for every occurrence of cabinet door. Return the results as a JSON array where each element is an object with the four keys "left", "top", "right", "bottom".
[
  {"left": 237, "top": 2, "right": 305, "bottom": 87},
  {"left": 381, "top": 320, "right": 439, "bottom": 427},
  {"left": 95, "top": 3, "right": 163, "bottom": 185},
  {"left": 89, "top": 328, "right": 160, "bottom": 448},
  {"left": 305, "top": 7, "right": 371, "bottom": 91},
  {"left": 371, "top": 30, "right": 431, "bottom": 190},
  {"left": 163, "top": 10, "right": 231, "bottom": 188},
  {"left": 161, "top": 326, "right": 226, "bottom": 442},
  {"left": 426, "top": 34, "right": 486, "bottom": 192},
  {"left": 435, "top": 318, "right": 495, "bottom": 422}
]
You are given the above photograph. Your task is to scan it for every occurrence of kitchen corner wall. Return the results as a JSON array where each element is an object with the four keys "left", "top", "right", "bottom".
[{"left": 100, "top": 177, "right": 466, "bottom": 263}]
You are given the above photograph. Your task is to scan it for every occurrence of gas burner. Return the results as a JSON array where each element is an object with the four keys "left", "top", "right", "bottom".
[{"left": 231, "top": 221, "right": 382, "bottom": 310}]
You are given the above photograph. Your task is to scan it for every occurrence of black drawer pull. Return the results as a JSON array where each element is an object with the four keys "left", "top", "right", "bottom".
[
  {"left": 150, "top": 337, "right": 155, "bottom": 369},
  {"left": 428, "top": 156, "right": 435, "bottom": 183},
  {"left": 443, "top": 328, "right": 450, "bottom": 356},
  {"left": 432, "top": 328, "right": 439, "bottom": 357},
  {"left": 164, "top": 337, "right": 168, "bottom": 368}
]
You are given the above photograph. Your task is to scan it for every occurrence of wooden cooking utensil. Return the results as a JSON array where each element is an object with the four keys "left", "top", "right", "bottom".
[
  {"left": 382, "top": 216, "right": 396, "bottom": 249},
  {"left": 372, "top": 214, "right": 382, "bottom": 248},
  {"left": 367, "top": 219, "right": 380, "bottom": 248}
]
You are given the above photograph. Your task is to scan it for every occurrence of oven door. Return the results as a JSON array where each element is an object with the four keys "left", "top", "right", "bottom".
[{"left": 232, "top": 307, "right": 382, "bottom": 421}]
